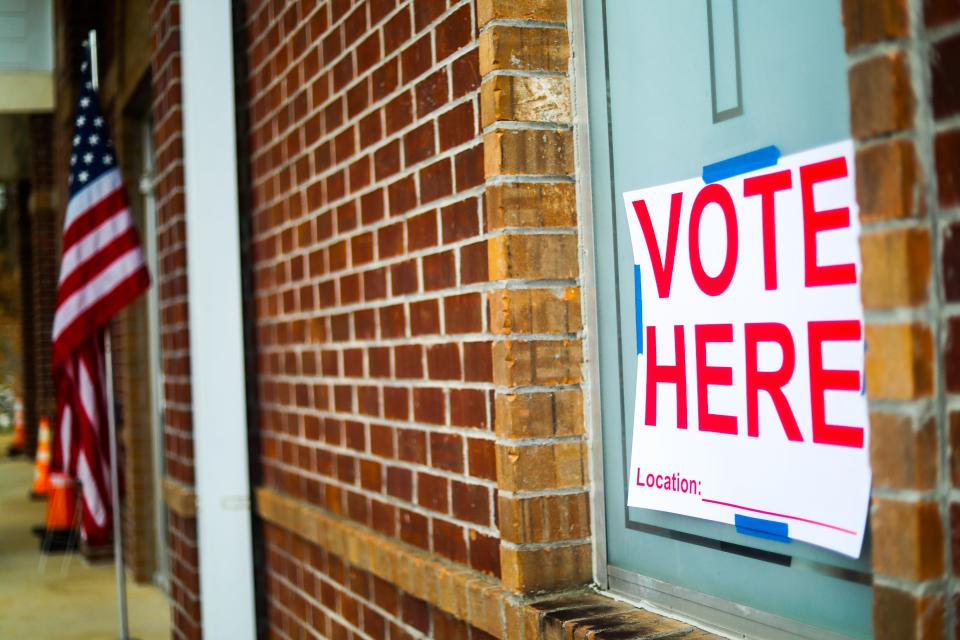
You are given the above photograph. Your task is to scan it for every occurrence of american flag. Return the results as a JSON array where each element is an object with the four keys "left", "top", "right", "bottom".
[{"left": 52, "top": 41, "right": 150, "bottom": 545}]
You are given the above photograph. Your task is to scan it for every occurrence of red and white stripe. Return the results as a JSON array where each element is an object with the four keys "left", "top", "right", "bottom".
[
  {"left": 54, "top": 167, "right": 149, "bottom": 546},
  {"left": 54, "top": 168, "right": 149, "bottom": 365}
]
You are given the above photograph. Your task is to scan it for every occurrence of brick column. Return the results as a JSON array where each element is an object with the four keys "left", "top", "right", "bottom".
[
  {"left": 478, "top": 0, "right": 592, "bottom": 593},
  {"left": 16, "top": 180, "right": 37, "bottom": 457},
  {"left": 151, "top": 0, "right": 201, "bottom": 637},
  {"left": 842, "top": 0, "right": 959, "bottom": 637},
  {"left": 27, "top": 115, "right": 57, "bottom": 457}
]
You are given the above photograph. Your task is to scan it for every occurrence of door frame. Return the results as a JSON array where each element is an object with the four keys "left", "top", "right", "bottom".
[
  {"left": 570, "top": 0, "right": 610, "bottom": 594},
  {"left": 568, "top": 2, "right": 866, "bottom": 638},
  {"left": 140, "top": 117, "right": 169, "bottom": 591}
]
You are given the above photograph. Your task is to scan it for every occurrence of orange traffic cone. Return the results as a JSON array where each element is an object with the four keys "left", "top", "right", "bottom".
[
  {"left": 39, "top": 473, "right": 79, "bottom": 553},
  {"left": 30, "top": 416, "right": 52, "bottom": 499},
  {"left": 7, "top": 398, "right": 25, "bottom": 456},
  {"left": 45, "top": 474, "right": 77, "bottom": 530}
]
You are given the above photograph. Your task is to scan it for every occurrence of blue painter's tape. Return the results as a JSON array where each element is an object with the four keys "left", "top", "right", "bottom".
[
  {"left": 634, "top": 264, "right": 643, "bottom": 355},
  {"left": 702, "top": 145, "right": 780, "bottom": 183},
  {"left": 861, "top": 340, "right": 867, "bottom": 396},
  {"left": 735, "top": 514, "right": 790, "bottom": 544}
]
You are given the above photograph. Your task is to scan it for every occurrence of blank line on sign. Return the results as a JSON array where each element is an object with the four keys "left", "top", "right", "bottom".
[{"left": 701, "top": 497, "right": 857, "bottom": 535}]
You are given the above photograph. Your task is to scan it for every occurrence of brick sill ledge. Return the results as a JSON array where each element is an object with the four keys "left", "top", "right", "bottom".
[
  {"left": 256, "top": 486, "right": 717, "bottom": 639},
  {"left": 162, "top": 476, "right": 197, "bottom": 518}
]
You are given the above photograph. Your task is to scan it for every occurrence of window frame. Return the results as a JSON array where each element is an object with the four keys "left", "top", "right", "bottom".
[{"left": 569, "top": 2, "right": 870, "bottom": 638}]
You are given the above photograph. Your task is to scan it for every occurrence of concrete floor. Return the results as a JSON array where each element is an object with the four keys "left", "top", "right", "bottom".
[{"left": 0, "top": 434, "right": 171, "bottom": 639}]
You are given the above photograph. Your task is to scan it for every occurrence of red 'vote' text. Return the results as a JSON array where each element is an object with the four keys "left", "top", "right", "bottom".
[{"left": 631, "top": 156, "right": 857, "bottom": 298}]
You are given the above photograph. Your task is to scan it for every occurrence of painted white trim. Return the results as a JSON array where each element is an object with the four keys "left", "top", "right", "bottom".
[{"left": 179, "top": 2, "right": 257, "bottom": 638}]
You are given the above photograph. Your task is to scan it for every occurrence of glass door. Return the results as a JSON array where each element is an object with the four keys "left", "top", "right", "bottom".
[{"left": 584, "top": 2, "right": 872, "bottom": 638}]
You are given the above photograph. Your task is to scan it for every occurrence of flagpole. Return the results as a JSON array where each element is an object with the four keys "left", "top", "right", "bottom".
[{"left": 89, "top": 29, "right": 131, "bottom": 640}]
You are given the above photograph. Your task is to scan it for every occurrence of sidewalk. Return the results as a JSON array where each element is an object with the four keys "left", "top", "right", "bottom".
[{"left": 0, "top": 434, "right": 170, "bottom": 639}]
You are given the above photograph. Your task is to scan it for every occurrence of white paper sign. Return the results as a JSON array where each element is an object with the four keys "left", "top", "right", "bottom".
[{"left": 622, "top": 140, "right": 870, "bottom": 557}]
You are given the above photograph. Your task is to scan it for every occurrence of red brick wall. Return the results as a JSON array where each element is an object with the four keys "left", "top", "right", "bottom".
[
  {"left": 239, "top": 0, "right": 493, "bottom": 634},
  {"left": 150, "top": 1, "right": 200, "bottom": 637},
  {"left": 842, "top": 0, "right": 960, "bottom": 636},
  {"left": 262, "top": 521, "right": 497, "bottom": 639}
]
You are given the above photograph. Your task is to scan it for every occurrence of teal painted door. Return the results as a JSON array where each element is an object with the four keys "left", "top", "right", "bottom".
[{"left": 584, "top": 2, "right": 872, "bottom": 638}]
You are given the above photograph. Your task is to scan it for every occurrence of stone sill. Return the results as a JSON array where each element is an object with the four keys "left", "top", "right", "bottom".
[{"left": 162, "top": 476, "right": 197, "bottom": 518}]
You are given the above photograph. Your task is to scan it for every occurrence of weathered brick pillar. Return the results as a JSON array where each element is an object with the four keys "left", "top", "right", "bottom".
[
  {"left": 479, "top": 0, "right": 593, "bottom": 595},
  {"left": 842, "top": 0, "right": 959, "bottom": 637},
  {"left": 16, "top": 179, "right": 37, "bottom": 457},
  {"left": 27, "top": 114, "right": 57, "bottom": 457}
]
